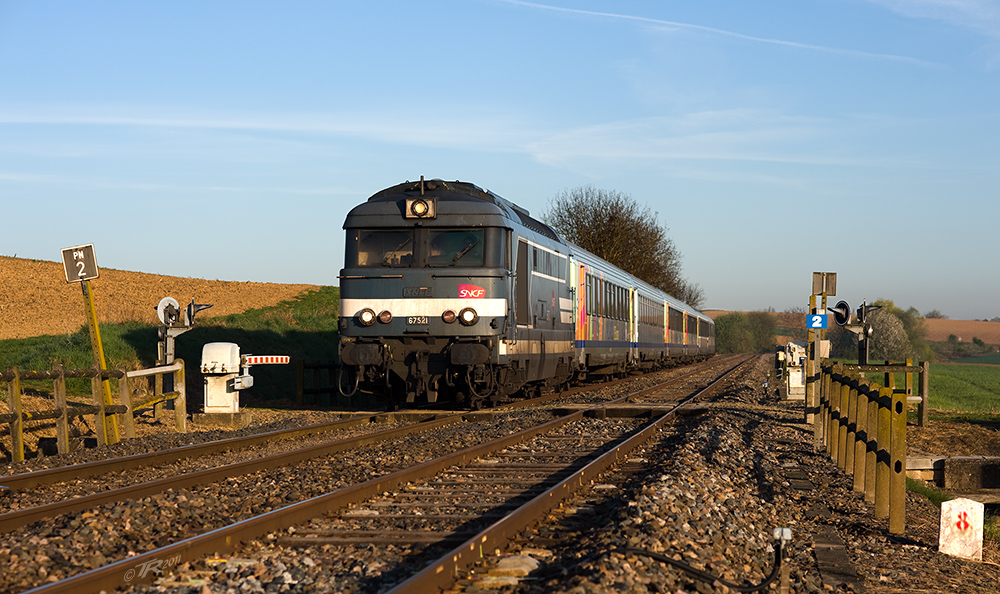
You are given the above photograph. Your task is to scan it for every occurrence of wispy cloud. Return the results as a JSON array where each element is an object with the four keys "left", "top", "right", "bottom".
[
  {"left": 0, "top": 105, "right": 535, "bottom": 153},
  {"left": 496, "top": 0, "right": 942, "bottom": 67},
  {"left": 521, "top": 109, "right": 948, "bottom": 179},
  {"left": 865, "top": 0, "right": 1000, "bottom": 38}
]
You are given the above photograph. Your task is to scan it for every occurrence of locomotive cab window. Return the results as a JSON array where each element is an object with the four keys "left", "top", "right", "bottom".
[
  {"left": 349, "top": 230, "right": 414, "bottom": 268},
  {"left": 429, "top": 229, "right": 485, "bottom": 267},
  {"left": 347, "top": 228, "right": 505, "bottom": 269}
]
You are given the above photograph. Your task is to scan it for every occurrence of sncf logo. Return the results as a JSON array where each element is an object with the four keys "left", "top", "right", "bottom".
[{"left": 458, "top": 284, "right": 486, "bottom": 298}]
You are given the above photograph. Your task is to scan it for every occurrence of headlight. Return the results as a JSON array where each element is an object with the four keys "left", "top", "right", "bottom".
[
  {"left": 378, "top": 310, "right": 393, "bottom": 324},
  {"left": 358, "top": 308, "right": 376, "bottom": 326},
  {"left": 442, "top": 310, "right": 457, "bottom": 324},
  {"left": 458, "top": 307, "right": 478, "bottom": 326},
  {"left": 410, "top": 199, "right": 428, "bottom": 216},
  {"left": 405, "top": 197, "right": 436, "bottom": 218}
]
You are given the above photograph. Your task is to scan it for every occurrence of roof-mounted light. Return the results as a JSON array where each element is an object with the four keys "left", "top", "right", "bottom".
[{"left": 405, "top": 197, "right": 436, "bottom": 219}]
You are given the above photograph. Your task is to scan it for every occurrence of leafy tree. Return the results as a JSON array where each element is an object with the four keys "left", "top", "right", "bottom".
[
  {"left": 714, "top": 313, "right": 752, "bottom": 353},
  {"left": 746, "top": 311, "right": 778, "bottom": 352},
  {"left": 714, "top": 311, "right": 776, "bottom": 353},
  {"left": 924, "top": 309, "right": 948, "bottom": 319},
  {"left": 868, "top": 310, "right": 912, "bottom": 360},
  {"left": 542, "top": 186, "right": 704, "bottom": 308},
  {"left": 872, "top": 299, "right": 932, "bottom": 360},
  {"left": 827, "top": 324, "right": 859, "bottom": 359}
]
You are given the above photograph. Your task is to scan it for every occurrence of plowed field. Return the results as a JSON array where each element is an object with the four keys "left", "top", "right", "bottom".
[{"left": 0, "top": 256, "right": 320, "bottom": 340}]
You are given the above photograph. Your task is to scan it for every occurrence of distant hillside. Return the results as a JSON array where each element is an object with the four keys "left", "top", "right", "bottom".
[
  {"left": 923, "top": 318, "right": 1000, "bottom": 344},
  {"left": 0, "top": 256, "right": 321, "bottom": 340}
]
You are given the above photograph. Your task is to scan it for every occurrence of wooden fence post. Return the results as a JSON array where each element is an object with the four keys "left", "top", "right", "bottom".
[
  {"left": 174, "top": 359, "right": 187, "bottom": 433},
  {"left": 827, "top": 369, "right": 842, "bottom": 458},
  {"left": 865, "top": 388, "right": 878, "bottom": 504},
  {"left": 154, "top": 372, "right": 164, "bottom": 420},
  {"left": 54, "top": 364, "right": 70, "bottom": 455},
  {"left": 817, "top": 365, "right": 828, "bottom": 445},
  {"left": 853, "top": 381, "right": 868, "bottom": 494},
  {"left": 8, "top": 367, "right": 24, "bottom": 462},
  {"left": 919, "top": 360, "right": 930, "bottom": 427},
  {"left": 890, "top": 383, "right": 907, "bottom": 534},
  {"left": 90, "top": 367, "right": 108, "bottom": 446},
  {"left": 119, "top": 370, "right": 136, "bottom": 439},
  {"left": 845, "top": 376, "right": 858, "bottom": 476},
  {"left": 875, "top": 386, "right": 892, "bottom": 519},
  {"left": 837, "top": 380, "right": 851, "bottom": 470}
]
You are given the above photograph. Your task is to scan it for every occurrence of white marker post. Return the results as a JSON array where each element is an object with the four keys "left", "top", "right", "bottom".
[{"left": 939, "top": 498, "right": 984, "bottom": 561}]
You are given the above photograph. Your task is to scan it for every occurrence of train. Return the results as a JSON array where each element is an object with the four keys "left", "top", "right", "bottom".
[{"left": 338, "top": 178, "right": 714, "bottom": 408}]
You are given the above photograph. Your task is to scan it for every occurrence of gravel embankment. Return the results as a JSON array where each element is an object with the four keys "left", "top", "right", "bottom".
[{"left": 6, "top": 357, "right": 1000, "bottom": 593}]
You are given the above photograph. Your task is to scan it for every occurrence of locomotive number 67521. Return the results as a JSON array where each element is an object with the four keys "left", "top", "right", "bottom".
[{"left": 338, "top": 177, "right": 714, "bottom": 409}]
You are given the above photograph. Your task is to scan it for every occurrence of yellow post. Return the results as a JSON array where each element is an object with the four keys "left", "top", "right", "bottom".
[
  {"left": 853, "top": 383, "right": 867, "bottom": 493},
  {"left": 81, "top": 280, "right": 119, "bottom": 443},
  {"left": 890, "top": 383, "right": 907, "bottom": 534},
  {"left": 875, "top": 386, "right": 892, "bottom": 519},
  {"left": 837, "top": 380, "right": 850, "bottom": 469},
  {"left": 845, "top": 376, "right": 858, "bottom": 475},
  {"left": 865, "top": 391, "right": 878, "bottom": 504}
]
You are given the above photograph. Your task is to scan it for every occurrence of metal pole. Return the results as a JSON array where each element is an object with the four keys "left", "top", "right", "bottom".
[
  {"left": 806, "top": 295, "right": 817, "bottom": 424},
  {"left": 81, "top": 280, "right": 120, "bottom": 443}
]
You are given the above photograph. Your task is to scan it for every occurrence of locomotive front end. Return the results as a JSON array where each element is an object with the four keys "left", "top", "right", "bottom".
[{"left": 339, "top": 180, "right": 513, "bottom": 408}]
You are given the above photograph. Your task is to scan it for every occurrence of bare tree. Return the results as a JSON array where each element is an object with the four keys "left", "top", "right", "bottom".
[{"left": 542, "top": 185, "right": 704, "bottom": 308}]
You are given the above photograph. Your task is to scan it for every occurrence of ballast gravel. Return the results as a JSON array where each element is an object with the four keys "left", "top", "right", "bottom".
[{"left": 5, "top": 357, "right": 999, "bottom": 593}]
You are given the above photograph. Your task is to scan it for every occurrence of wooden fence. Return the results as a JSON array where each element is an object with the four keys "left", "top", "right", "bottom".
[
  {"left": 1, "top": 360, "right": 186, "bottom": 462},
  {"left": 817, "top": 360, "right": 926, "bottom": 535}
]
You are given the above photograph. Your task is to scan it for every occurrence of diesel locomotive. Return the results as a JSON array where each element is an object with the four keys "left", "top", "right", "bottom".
[{"left": 338, "top": 178, "right": 714, "bottom": 408}]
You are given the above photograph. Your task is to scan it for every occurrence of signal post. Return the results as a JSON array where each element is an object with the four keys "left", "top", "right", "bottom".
[
  {"left": 806, "top": 272, "right": 835, "bottom": 443},
  {"left": 60, "top": 243, "right": 120, "bottom": 444}
]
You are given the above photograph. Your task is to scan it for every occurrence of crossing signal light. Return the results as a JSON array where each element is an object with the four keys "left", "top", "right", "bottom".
[
  {"left": 829, "top": 301, "right": 852, "bottom": 326},
  {"left": 857, "top": 301, "right": 881, "bottom": 324}
]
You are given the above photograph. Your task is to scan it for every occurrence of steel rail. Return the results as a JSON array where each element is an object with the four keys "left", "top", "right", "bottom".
[
  {"left": 386, "top": 356, "right": 754, "bottom": 593},
  {"left": 1, "top": 355, "right": 724, "bottom": 491},
  {"left": 1, "top": 357, "right": 724, "bottom": 534},
  {"left": 20, "top": 364, "right": 731, "bottom": 594},
  {"left": 0, "top": 414, "right": 465, "bottom": 534},
  {"left": 0, "top": 414, "right": 379, "bottom": 491}
]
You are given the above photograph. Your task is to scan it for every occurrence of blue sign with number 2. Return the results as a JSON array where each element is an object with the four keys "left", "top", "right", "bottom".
[{"left": 807, "top": 314, "right": 828, "bottom": 329}]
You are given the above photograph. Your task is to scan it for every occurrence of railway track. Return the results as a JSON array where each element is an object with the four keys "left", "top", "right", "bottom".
[
  {"left": 0, "top": 356, "right": 737, "bottom": 517},
  {"left": 2, "top": 355, "right": 751, "bottom": 594}
]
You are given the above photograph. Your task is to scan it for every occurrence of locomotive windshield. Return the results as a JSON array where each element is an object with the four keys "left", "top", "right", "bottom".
[
  {"left": 355, "top": 230, "right": 413, "bottom": 267},
  {"left": 427, "top": 230, "right": 484, "bottom": 267},
  {"left": 347, "top": 228, "right": 504, "bottom": 268}
]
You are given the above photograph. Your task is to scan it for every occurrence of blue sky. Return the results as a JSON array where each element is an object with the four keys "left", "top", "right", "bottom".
[{"left": 1, "top": 1, "right": 998, "bottom": 320}]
